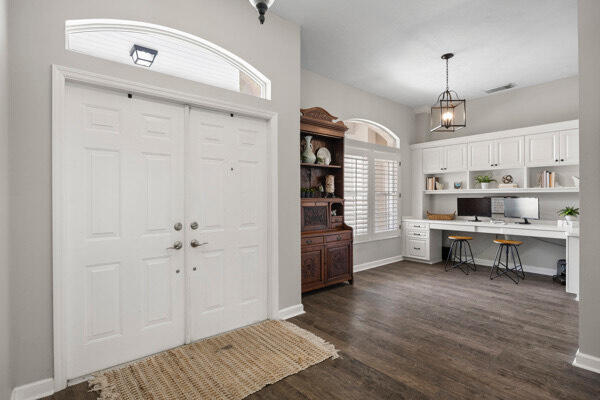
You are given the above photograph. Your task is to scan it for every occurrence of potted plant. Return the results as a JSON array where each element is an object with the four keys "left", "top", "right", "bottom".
[
  {"left": 558, "top": 206, "right": 580, "bottom": 222},
  {"left": 474, "top": 174, "right": 496, "bottom": 189}
]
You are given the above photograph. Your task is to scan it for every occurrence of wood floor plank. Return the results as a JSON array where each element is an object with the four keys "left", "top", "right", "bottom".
[{"left": 45, "top": 261, "right": 600, "bottom": 399}]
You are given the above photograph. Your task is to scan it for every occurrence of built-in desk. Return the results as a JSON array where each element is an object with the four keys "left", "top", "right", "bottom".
[{"left": 402, "top": 217, "right": 580, "bottom": 298}]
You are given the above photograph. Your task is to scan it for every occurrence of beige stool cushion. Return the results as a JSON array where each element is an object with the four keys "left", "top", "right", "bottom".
[
  {"left": 494, "top": 239, "right": 523, "bottom": 245},
  {"left": 448, "top": 236, "right": 473, "bottom": 240}
]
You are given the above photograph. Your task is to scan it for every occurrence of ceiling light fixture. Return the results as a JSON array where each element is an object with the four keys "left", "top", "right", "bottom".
[
  {"left": 249, "top": 0, "right": 275, "bottom": 24},
  {"left": 430, "top": 53, "right": 466, "bottom": 133},
  {"left": 129, "top": 44, "right": 158, "bottom": 67}
]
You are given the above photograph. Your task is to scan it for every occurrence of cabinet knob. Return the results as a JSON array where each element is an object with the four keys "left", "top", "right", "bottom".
[
  {"left": 306, "top": 239, "right": 312, "bottom": 244},
  {"left": 337, "top": 235, "right": 342, "bottom": 240},
  {"left": 555, "top": 159, "right": 559, "bottom": 162},
  {"left": 561, "top": 159, "right": 564, "bottom": 162}
]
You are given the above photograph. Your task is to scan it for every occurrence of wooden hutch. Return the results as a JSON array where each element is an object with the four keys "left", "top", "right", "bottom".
[{"left": 300, "top": 107, "right": 353, "bottom": 293}]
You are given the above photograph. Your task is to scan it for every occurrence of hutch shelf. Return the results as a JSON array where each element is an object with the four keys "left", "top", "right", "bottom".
[{"left": 300, "top": 107, "right": 353, "bottom": 293}]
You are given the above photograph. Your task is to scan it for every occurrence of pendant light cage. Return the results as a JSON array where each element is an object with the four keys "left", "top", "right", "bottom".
[{"left": 430, "top": 53, "right": 466, "bottom": 133}]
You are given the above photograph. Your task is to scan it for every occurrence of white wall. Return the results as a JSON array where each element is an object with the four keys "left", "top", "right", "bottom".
[
  {"left": 577, "top": 0, "right": 600, "bottom": 365},
  {"left": 0, "top": 0, "right": 10, "bottom": 397},
  {"left": 301, "top": 69, "right": 415, "bottom": 266},
  {"left": 413, "top": 76, "right": 579, "bottom": 143},
  {"left": 7, "top": 0, "right": 300, "bottom": 389}
]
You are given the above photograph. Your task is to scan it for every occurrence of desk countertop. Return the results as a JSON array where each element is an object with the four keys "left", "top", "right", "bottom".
[{"left": 402, "top": 217, "right": 579, "bottom": 237}]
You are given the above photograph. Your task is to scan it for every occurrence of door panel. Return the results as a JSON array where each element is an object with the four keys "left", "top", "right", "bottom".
[
  {"left": 301, "top": 246, "right": 324, "bottom": 289},
  {"left": 422, "top": 147, "right": 443, "bottom": 174},
  {"left": 559, "top": 130, "right": 579, "bottom": 164},
  {"left": 496, "top": 137, "right": 524, "bottom": 168},
  {"left": 525, "top": 132, "right": 558, "bottom": 166},
  {"left": 64, "top": 84, "right": 185, "bottom": 379},
  {"left": 187, "top": 109, "right": 268, "bottom": 341},
  {"left": 444, "top": 144, "right": 467, "bottom": 172},
  {"left": 325, "top": 242, "right": 352, "bottom": 282},
  {"left": 468, "top": 140, "right": 495, "bottom": 170}
]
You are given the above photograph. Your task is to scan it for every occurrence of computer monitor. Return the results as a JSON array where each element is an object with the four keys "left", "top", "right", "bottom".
[
  {"left": 504, "top": 197, "right": 539, "bottom": 224},
  {"left": 457, "top": 197, "right": 492, "bottom": 222}
]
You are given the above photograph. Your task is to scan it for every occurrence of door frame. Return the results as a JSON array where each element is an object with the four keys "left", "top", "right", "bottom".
[{"left": 51, "top": 65, "right": 280, "bottom": 391}]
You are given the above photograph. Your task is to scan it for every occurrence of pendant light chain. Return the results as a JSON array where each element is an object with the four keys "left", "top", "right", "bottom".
[{"left": 446, "top": 57, "right": 449, "bottom": 91}]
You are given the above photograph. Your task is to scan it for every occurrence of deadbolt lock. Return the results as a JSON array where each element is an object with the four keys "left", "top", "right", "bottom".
[{"left": 190, "top": 221, "right": 199, "bottom": 230}]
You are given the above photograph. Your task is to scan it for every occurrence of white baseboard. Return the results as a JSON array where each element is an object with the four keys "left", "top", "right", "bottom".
[
  {"left": 354, "top": 255, "right": 404, "bottom": 272},
  {"left": 573, "top": 349, "right": 600, "bottom": 374},
  {"left": 474, "top": 257, "right": 555, "bottom": 276},
  {"left": 11, "top": 378, "right": 54, "bottom": 400},
  {"left": 278, "top": 303, "right": 305, "bottom": 320},
  {"left": 403, "top": 256, "right": 442, "bottom": 265}
]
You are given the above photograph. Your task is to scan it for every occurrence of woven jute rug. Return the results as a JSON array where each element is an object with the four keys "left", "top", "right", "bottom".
[{"left": 89, "top": 320, "right": 338, "bottom": 400}]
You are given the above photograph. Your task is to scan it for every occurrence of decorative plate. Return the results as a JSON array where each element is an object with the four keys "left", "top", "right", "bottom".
[{"left": 316, "top": 147, "right": 331, "bottom": 165}]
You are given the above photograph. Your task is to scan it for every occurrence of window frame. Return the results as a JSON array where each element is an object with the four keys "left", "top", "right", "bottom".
[{"left": 345, "top": 138, "right": 401, "bottom": 244}]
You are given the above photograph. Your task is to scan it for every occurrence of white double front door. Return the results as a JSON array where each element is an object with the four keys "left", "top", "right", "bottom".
[{"left": 63, "top": 83, "right": 268, "bottom": 379}]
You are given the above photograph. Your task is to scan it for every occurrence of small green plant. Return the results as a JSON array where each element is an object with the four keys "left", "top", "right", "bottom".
[
  {"left": 558, "top": 206, "right": 580, "bottom": 217},
  {"left": 474, "top": 175, "right": 497, "bottom": 184}
]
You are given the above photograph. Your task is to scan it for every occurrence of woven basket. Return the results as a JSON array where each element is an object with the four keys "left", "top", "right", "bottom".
[{"left": 426, "top": 211, "right": 456, "bottom": 220}]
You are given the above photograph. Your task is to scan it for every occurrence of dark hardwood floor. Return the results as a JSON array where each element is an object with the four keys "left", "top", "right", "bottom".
[{"left": 46, "top": 261, "right": 600, "bottom": 399}]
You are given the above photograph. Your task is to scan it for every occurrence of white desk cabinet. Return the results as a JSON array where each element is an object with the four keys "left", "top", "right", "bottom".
[
  {"left": 403, "top": 221, "right": 442, "bottom": 263},
  {"left": 525, "top": 130, "right": 579, "bottom": 167},
  {"left": 469, "top": 137, "right": 523, "bottom": 170},
  {"left": 559, "top": 130, "right": 579, "bottom": 165},
  {"left": 422, "top": 145, "right": 466, "bottom": 174},
  {"left": 468, "top": 140, "right": 495, "bottom": 170}
]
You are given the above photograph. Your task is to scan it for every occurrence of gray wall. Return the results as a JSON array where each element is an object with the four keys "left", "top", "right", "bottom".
[
  {"left": 0, "top": 0, "right": 10, "bottom": 397},
  {"left": 578, "top": 0, "right": 600, "bottom": 362},
  {"left": 413, "top": 76, "right": 579, "bottom": 143},
  {"left": 7, "top": 0, "right": 300, "bottom": 389},
  {"left": 301, "top": 69, "right": 415, "bottom": 266}
]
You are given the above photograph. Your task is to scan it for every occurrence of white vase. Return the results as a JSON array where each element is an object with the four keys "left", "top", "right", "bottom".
[
  {"left": 481, "top": 182, "right": 490, "bottom": 190},
  {"left": 301, "top": 135, "right": 316, "bottom": 164},
  {"left": 565, "top": 215, "right": 577, "bottom": 222}
]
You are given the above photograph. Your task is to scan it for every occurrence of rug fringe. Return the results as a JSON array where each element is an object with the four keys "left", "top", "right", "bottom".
[
  {"left": 278, "top": 320, "right": 340, "bottom": 360},
  {"left": 89, "top": 374, "right": 120, "bottom": 400}
]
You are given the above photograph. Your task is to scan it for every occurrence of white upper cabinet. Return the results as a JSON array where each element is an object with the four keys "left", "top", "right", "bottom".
[
  {"left": 468, "top": 140, "right": 495, "bottom": 170},
  {"left": 422, "top": 144, "right": 466, "bottom": 173},
  {"left": 525, "top": 130, "right": 578, "bottom": 166},
  {"left": 496, "top": 137, "right": 524, "bottom": 168},
  {"left": 525, "top": 132, "right": 558, "bottom": 166},
  {"left": 422, "top": 147, "right": 444, "bottom": 174},
  {"left": 444, "top": 144, "right": 467, "bottom": 172},
  {"left": 559, "top": 130, "right": 579, "bottom": 165}
]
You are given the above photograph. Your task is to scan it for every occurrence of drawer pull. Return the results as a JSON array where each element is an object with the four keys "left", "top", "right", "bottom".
[
  {"left": 306, "top": 239, "right": 312, "bottom": 244},
  {"left": 414, "top": 247, "right": 421, "bottom": 250},
  {"left": 337, "top": 235, "right": 342, "bottom": 240}
]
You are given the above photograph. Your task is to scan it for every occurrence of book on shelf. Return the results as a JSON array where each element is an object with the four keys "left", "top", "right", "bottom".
[
  {"left": 539, "top": 170, "right": 558, "bottom": 188},
  {"left": 426, "top": 176, "right": 439, "bottom": 190}
]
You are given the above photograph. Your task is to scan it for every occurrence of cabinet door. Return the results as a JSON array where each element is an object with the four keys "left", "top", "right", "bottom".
[
  {"left": 422, "top": 147, "right": 443, "bottom": 174},
  {"left": 301, "top": 245, "right": 324, "bottom": 291},
  {"left": 444, "top": 144, "right": 467, "bottom": 172},
  {"left": 525, "top": 132, "right": 558, "bottom": 167},
  {"left": 559, "top": 130, "right": 579, "bottom": 164},
  {"left": 325, "top": 241, "right": 352, "bottom": 282},
  {"left": 496, "top": 137, "right": 524, "bottom": 168},
  {"left": 468, "top": 140, "right": 495, "bottom": 170}
]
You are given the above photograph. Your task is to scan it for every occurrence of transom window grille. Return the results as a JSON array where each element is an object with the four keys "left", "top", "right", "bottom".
[{"left": 65, "top": 19, "right": 271, "bottom": 99}]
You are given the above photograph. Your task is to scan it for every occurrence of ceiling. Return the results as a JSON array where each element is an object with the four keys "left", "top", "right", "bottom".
[{"left": 271, "top": 0, "right": 578, "bottom": 109}]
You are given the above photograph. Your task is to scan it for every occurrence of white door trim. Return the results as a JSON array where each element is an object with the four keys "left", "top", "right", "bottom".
[{"left": 52, "top": 64, "right": 279, "bottom": 391}]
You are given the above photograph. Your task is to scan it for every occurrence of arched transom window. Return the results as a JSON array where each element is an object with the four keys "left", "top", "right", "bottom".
[
  {"left": 343, "top": 119, "right": 401, "bottom": 241},
  {"left": 65, "top": 19, "right": 271, "bottom": 99}
]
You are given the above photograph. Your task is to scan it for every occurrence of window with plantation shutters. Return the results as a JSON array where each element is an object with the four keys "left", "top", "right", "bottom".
[
  {"left": 374, "top": 159, "right": 399, "bottom": 233},
  {"left": 344, "top": 155, "right": 369, "bottom": 236}
]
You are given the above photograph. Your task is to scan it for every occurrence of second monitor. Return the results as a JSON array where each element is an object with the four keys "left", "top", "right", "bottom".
[{"left": 457, "top": 197, "right": 492, "bottom": 222}]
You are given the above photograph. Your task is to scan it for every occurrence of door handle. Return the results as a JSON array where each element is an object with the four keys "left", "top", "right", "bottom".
[
  {"left": 167, "top": 241, "right": 183, "bottom": 250},
  {"left": 190, "top": 239, "right": 208, "bottom": 248}
]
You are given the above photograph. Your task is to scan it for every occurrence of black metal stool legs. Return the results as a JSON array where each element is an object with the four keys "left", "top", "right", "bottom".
[
  {"left": 490, "top": 243, "right": 525, "bottom": 284},
  {"left": 445, "top": 239, "right": 476, "bottom": 275}
]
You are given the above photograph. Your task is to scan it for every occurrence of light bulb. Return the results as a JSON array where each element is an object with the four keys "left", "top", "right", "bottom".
[{"left": 442, "top": 111, "right": 454, "bottom": 122}]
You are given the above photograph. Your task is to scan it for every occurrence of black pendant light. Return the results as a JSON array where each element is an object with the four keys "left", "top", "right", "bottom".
[
  {"left": 249, "top": 0, "right": 275, "bottom": 24},
  {"left": 430, "top": 53, "right": 466, "bottom": 133}
]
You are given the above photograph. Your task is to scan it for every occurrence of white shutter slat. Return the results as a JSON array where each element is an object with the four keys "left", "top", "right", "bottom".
[
  {"left": 374, "top": 159, "right": 399, "bottom": 233},
  {"left": 344, "top": 154, "right": 369, "bottom": 236}
]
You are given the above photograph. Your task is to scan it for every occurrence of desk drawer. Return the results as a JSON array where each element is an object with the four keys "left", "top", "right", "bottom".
[
  {"left": 407, "top": 230, "right": 429, "bottom": 239},
  {"left": 407, "top": 238, "right": 428, "bottom": 259},
  {"left": 302, "top": 236, "right": 324, "bottom": 246},
  {"left": 406, "top": 222, "right": 429, "bottom": 231},
  {"left": 325, "top": 232, "right": 352, "bottom": 243}
]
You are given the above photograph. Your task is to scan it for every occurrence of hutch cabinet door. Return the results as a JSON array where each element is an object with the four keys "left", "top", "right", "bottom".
[
  {"left": 444, "top": 144, "right": 467, "bottom": 172},
  {"left": 496, "top": 136, "right": 524, "bottom": 169},
  {"left": 525, "top": 132, "right": 558, "bottom": 166},
  {"left": 559, "top": 129, "right": 579, "bottom": 165},
  {"left": 301, "top": 245, "right": 325, "bottom": 289},
  {"left": 325, "top": 241, "right": 352, "bottom": 282},
  {"left": 422, "top": 147, "right": 444, "bottom": 174},
  {"left": 468, "top": 140, "right": 495, "bottom": 170}
]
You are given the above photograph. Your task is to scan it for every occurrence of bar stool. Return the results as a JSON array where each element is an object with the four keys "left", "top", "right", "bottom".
[
  {"left": 445, "top": 236, "right": 476, "bottom": 274},
  {"left": 490, "top": 239, "right": 525, "bottom": 284}
]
